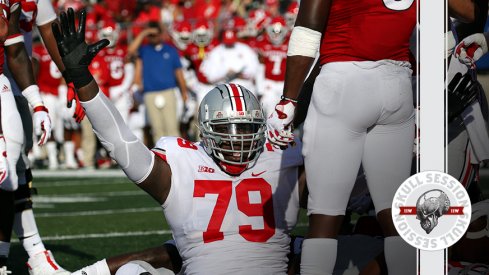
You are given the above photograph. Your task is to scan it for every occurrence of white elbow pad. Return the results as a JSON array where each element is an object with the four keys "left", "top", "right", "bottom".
[
  {"left": 82, "top": 92, "right": 154, "bottom": 183},
  {"left": 287, "top": 26, "right": 322, "bottom": 58}
]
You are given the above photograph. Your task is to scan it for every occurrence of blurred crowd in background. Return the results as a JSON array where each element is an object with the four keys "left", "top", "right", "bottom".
[{"left": 32, "top": 0, "right": 298, "bottom": 170}]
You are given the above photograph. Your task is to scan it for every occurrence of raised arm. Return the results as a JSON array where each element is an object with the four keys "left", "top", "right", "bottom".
[
  {"left": 52, "top": 8, "right": 172, "bottom": 205},
  {"left": 5, "top": 5, "right": 36, "bottom": 89},
  {"left": 36, "top": 0, "right": 65, "bottom": 72},
  {"left": 127, "top": 28, "right": 159, "bottom": 57},
  {"left": 5, "top": 3, "right": 51, "bottom": 145}
]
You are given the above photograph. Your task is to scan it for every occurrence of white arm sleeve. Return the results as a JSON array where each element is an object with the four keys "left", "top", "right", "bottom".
[
  {"left": 36, "top": 0, "right": 57, "bottom": 26},
  {"left": 81, "top": 92, "right": 154, "bottom": 183}
]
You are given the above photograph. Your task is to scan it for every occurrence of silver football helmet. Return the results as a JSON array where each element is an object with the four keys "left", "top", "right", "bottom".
[
  {"left": 98, "top": 21, "right": 119, "bottom": 48},
  {"left": 198, "top": 84, "right": 266, "bottom": 175},
  {"left": 266, "top": 16, "right": 289, "bottom": 45}
]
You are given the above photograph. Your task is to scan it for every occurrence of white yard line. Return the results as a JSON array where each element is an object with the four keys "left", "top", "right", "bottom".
[
  {"left": 37, "top": 181, "right": 127, "bottom": 187},
  {"left": 12, "top": 230, "right": 173, "bottom": 242},
  {"left": 32, "top": 170, "right": 125, "bottom": 178},
  {"left": 34, "top": 190, "right": 145, "bottom": 199},
  {"left": 36, "top": 207, "right": 162, "bottom": 217},
  {"left": 10, "top": 223, "right": 309, "bottom": 242}
]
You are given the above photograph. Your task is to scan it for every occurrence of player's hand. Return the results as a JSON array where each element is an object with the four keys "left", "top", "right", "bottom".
[
  {"left": 266, "top": 96, "right": 296, "bottom": 148},
  {"left": 33, "top": 105, "right": 52, "bottom": 146},
  {"left": 447, "top": 72, "right": 480, "bottom": 123},
  {"left": 454, "top": 33, "right": 488, "bottom": 68},
  {"left": 67, "top": 83, "right": 85, "bottom": 123},
  {"left": 52, "top": 8, "right": 109, "bottom": 89}
]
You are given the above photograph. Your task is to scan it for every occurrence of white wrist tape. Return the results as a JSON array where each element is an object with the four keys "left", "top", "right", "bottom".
[
  {"left": 4, "top": 34, "right": 25, "bottom": 46},
  {"left": 81, "top": 92, "right": 154, "bottom": 183},
  {"left": 22, "top": 85, "right": 44, "bottom": 107},
  {"left": 287, "top": 26, "right": 322, "bottom": 58}
]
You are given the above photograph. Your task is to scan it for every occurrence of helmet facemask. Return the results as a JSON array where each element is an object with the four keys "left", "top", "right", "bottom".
[
  {"left": 172, "top": 30, "right": 192, "bottom": 50},
  {"left": 198, "top": 84, "right": 266, "bottom": 175},
  {"left": 266, "top": 21, "right": 288, "bottom": 45},
  {"left": 193, "top": 27, "right": 212, "bottom": 47},
  {"left": 171, "top": 21, "right": 193, "bottom": 51},
  {"left": 98, "top": 26, "right": 119, "bottom": 48}
]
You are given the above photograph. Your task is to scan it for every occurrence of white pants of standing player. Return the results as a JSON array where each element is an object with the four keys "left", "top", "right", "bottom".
[
  {"left": 303, "top": 61, "right": 415, "bottom": 216},
  {"left": 301, "top": 61, "right": 416, "bottom": 275}
]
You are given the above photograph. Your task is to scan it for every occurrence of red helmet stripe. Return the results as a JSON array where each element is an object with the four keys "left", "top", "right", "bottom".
[
  {"left": 236, "top": 84, "right": 247, "bottom": 110},
  {"left": 229, "top": 83, "right": 244, "bottom": 111}
]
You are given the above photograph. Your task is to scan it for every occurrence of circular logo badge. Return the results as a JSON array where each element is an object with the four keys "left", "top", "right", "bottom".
[{"left": 392, "top": 171, "right": 471, "bottom": 251}]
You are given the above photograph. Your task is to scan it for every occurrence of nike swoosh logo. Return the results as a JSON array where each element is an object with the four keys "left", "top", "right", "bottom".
[{"left": 252, "top": 171, "right": 266, "bottom": 177}]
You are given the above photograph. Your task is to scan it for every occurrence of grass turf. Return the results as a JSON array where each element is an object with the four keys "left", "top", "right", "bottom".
[{"left": 7, "top": 175, "right": 309, "bottom": 274}]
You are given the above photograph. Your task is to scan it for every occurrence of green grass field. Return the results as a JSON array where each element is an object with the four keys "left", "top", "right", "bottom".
[
  {"left": 7, "top": 170, "right": 489, "bottom": 274},
  {"left": 7, "top": 172, "right": 310, "bottom": 274}
]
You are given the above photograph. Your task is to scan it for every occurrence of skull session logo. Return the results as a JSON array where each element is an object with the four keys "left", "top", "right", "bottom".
[
  {"left": 392, "top": 171, "right": 471, "bottom": 250},
  {"left": 415, "top": 190, "right": 451, "bottom": 234}
]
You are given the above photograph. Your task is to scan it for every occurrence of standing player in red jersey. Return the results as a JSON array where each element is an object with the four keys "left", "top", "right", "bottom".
[
  {"left": 284, "top": 1, "right": 299, "bottom": 29},
  {"left": 185, "top": 19, "right": 219, "bottom": 104},
  {"left": 178, "top": 20, "right": 219, "bottom": 139},
  {"left": 244, "top": 9, "right": 270, "bottom": 51},
  {"left": 257, "top": 16, "right": 289, "bottom": 117},
  {"left": 266, "top": 1, "right": 417, "bottom": 274}
]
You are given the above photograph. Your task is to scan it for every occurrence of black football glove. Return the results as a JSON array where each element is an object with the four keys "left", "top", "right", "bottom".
[
  {"left": 447, "top": 72, "right": 480, "bottom": 123},
  {"left": 52, "top": 8, "right": 109, "bottom": 89}
]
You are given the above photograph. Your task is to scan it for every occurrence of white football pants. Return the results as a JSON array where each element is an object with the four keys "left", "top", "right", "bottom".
[{"left": 303, "top": 61, "right": 415, "bottom": 216}]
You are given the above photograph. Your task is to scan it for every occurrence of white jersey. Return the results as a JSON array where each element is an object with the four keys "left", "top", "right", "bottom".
[
  {"left": 200, "top": 42, "right": 259, "bottom": 93},
  {"left": 4, "top": 0, "right": 57, "bottom": 95},
  {"left": 153, "top": 137, "right": 302, "bottom": 274}
]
